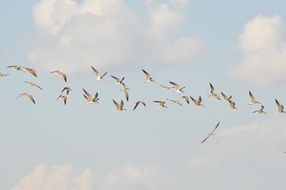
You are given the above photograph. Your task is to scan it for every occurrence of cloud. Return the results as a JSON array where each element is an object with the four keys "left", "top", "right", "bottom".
[
  {"left": 185, "top": 121, "right": 286, "bottom": 171},
  {"left": 230, "top": 15, "right": 286, "bottom": 85},
  {"left": 29, "top": 0, "right": 206, "bottom": 72},
  {"left": 10, "top": 164, "right": 158, "bottom": 190}
]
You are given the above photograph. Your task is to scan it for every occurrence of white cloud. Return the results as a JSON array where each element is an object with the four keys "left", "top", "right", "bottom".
[
  {"left": 185, "top": 121, "right": 286, "bottom": 171},
  {"left": 230, "top": 15, "right": 286, "bottom": 85},
  {"left": 10, "top": 164, "right": 158, "bottom": 190},
  {"left": 29, "top": 0, "right": 206, "bottom": 72}
]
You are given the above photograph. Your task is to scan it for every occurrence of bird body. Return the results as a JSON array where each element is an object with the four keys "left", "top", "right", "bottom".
[
  {"left": 82, "top": 88, "right": 99, "bottom": 104},
  {"left": 142, "top": 69, "right": 155, "bottom": 83},
  {"left": 17, "top": 92, "right": 36, "bottom": 104},
  {"left": 91, "top": 66, "right": 107, "bottom": 80},
  {"left": 51, "top": 70, "right": 67, "bottom": 82}
]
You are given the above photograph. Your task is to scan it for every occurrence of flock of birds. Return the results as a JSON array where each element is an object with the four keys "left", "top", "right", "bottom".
[{"left": 1, "top": 65, "right": 286, "bottom": 144}]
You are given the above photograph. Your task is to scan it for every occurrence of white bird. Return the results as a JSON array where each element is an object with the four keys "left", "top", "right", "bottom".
[
  {"left": 169, "top": 81, "right": 185, "bottom": 93},
  {"left": 111, "top": 75, "right": 125, "bottom": 85},
  {"left": 167, "top": 98, "right": 183, "bottom": 107},
  {"left": 201, "top": 122, "right": 220, "bottom": 144},
  {"left": 17, "top": 92, "right": 36, "bottom": 104},
  {"left": 160, "top": 84, "right": 174, "bottom": 90},
  {"left": 182, "top": 96, "right": 190, "bottom": 104},
  {"left": 221, "top": 92, "right": 232, "bottom": 101},
  {"left": 0, "top": 72, "right": 9, "bottom": 78},
  {"left": 91, "top": 66, "right": 107, "bottom": 80},
  {"left": 190, "top": 96, "right": 203, "bottom": 107},
  {"left": 253, "top": 105, "right": 267, "bottom": 114},
  {"left": 133, "top": 101, "right": 146, "bottom": 111},
  {"left": 50, "top": 70, "right": 67, "bottom": 82},
  {"left": 248, "top": 91, "right": 261, "bottom": 105},
  {"left": 82, "top": 88, "right": 99, "bottom": 104},
  {"left": 119, "top": 82, "right": 129, "bottom": 102},
  {"left": 24, "top": 81, "right": 43, "bottom": 90},
  {"left": 22, "top": 67, "right": 37, "bottom": 77},
  {"left": 228, "top": 99, "right": 237, "bottom": 110},
  {"left": 61, "top": 87, "right": 72, "bottom": 95},
  {"left": 57, "top": 95, "right": 68, "bottom": 105},
  {"left": 7, "top": 65, "right": 22, "bottom": 71},
  {"left": 153, "top": 101, "right": 167, "bottom": 108},
  {"left": 142, "top": 69, "right": 155, "bottom": 83},
  {"left": 208, "top": 83, "right": 221, "bottom": 100},
  {"left": 113, "top": 100, "right": 127, "bottom": 111},
  {"left": 275, "top": 99, "right": 285, "bottom": 113}
]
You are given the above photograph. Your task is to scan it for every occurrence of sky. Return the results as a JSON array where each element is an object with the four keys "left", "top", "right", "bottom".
[{"left": 1, "top": 0, "right": 286, "bottom": 189}]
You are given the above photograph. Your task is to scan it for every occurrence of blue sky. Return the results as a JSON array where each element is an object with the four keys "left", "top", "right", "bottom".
[{"left": 1, "top": 0, "right": 286, "bottom": 190}]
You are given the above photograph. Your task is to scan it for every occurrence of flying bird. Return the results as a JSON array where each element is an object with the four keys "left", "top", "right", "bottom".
[
  {"left": 153, "top": 101, "right": 167, "bottom": 108},
  {"left": 201, "top": 122, "right": 220, "bottom": 144},
  {"left": 228, "top": 99, "right": 237, "bottom": 110},
  {"left": 208, "top": 83, "right": 221, "bottom": 100},
  {"left": 0, "top": 73, "right": 9, "bottom": 78},
  {"left": 169, "top": 81, "right": 185, "bottom": 93},
  {"left": 24, "top": 81, "right": 43, "bottom": 90},
  {"left": 190, "top": 96, "right": 203, "bottom": 107},
  {"left": 61, "top": 87, "right": 72, "bottom": 95},
  {"left": 57, "top": 95, "right": 68, "bottom": 105},
  {"left": 17, "top": 92, "right": 36, "bottom": 104},
  {"left": 82, "top": 88, "right": 99, "bottom": 104},
  {"left": 221, "top": 92, "right": 232, "bottom": 101},
  {"left": 160, "top": 84, "right": 174, "bottom": 90},
  {"left": 50, "top": 70, "right": 67, "bottom": 82},
  {"left": 275, "top": 99, "right": 285, "bottom": 113},
  {"left": 113, "top": 100, "right": 127, "bottom": 111},
  {"left": 253, "top": 105, "right": 267, "bottom": 114},
  {"left": 7, "top": 65, "right": 22, "bottom": 71},
  {"left": 111, "top": 75, "right": 125, "bottom": 85},
  {"left": 23, "top": 67, "right": 37, "bottom": 77},
  {"left": 182, "top": 96, "right": 190, "bottom": 104},
  {"left": 133, "top": 101, "right": 146, "bottom": 111},
  {"left": 167, "top": 98, "right": 183, "bottom": 107},
  {"left": 142, "top": 69, "right": 155, "bottom": 83},
  {"left": 91, "top": 66, "right": 107, "bottom": 80},
  {"left": 248, "top": 91, "right": 261, "bottom": 105}
]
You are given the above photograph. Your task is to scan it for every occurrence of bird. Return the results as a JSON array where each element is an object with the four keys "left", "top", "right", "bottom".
[
  {"left": 133, "top": 101, "right": 146, "bottom": 111},
  {"left": 24, "top": 81, "right": 43, "bottom": 90},
  {"left": 22, "top": 67, "right": 37, "bottom": 77},
  {"left": 208, "top": 83, "right": 221, "bottom": 100},
  {"left": 201, "top": 122, "right": 220, "bottom": 144},
  {"left": 182, "top": 96, "right": 190, "bottom": 104},
  {"left": 91, "top": 66, "right": 107, "bottom": 80},
  {"left": 253, "top": 105, "right": 267, "bottom": 114},
  {"left": 221, "top": 92, "right": 232, "bottom": 101},
  {"left": 275, "top": 99, "right": 285, "bottom": 113},
  {"left": 56, "top": 95, "right": 68, "bottom": 105},
  {"left": 61, "top": 87, "right": 72, "bottom": 95},
  {"left": 50, "top": 70, "right": 67, "bottom": 82},
  {"left": 169, "top": 81, "right": 185, "bottom": 93},
  {"left": 113, "top": 100, "right": 127, "bottom": 111},
  {"left": 82, "top": 88, "right": 99, "bottom": 104},
  {"left": 153, "top": 101, "right": 167, "bottom": 108},
  {"left": 16, "top": 92, "right": 36, "bottom": 104},
  {"left": 119, "top": 82, "right": 129, "bottom": 102},
  {"left": 111, "top": 75, "right": 125, "bottom": 85},
  {"left": 228, "top": 99, "right": 237, "bottom": 110},
  {"left": 167, "top": 98, "right": 183, "bottom": 107},
  {"left": 7, "top": 65, "right": 22, "bottom": 71},
  {"left": 0, "top": 72, "right": 9, "bottom": 78},
  {"left": 142, "top": 69, "right": 155, "bottom": 83},
  {"left": 248, "top": 91, "right": 261, "bottom": 105},
  {"left": 160, "top": 84, "right": 174, "bottom": 90},
  {"left": 190, "top": 96, "right": 203, "bottom": 107}
]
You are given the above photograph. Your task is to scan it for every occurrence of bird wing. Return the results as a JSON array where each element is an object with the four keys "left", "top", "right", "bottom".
[{"left": 209, "top": 83, "right": 214, "bottom": 92}]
